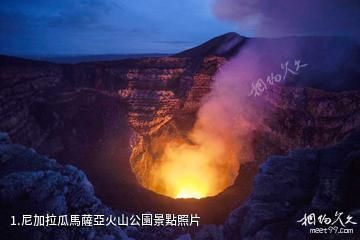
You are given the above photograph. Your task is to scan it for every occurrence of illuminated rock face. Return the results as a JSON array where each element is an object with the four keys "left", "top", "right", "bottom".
[
  {"left": 1, "top": 34, "right": 360, "bottom": 204},
  {"left": 120, "top": 56, "right": 228, "bottom": 198},
  {"left": 125, "top": 80, "right": 360, "bottom": 199},
  {"left": 0, "top": 53, "right": 229, "bottom": 199},
  {"left": 117, "top": 57, "right": 360, "bottom": 199}
]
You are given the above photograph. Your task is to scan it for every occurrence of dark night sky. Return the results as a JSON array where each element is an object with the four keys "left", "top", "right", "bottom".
[
  {"left": 0, "top": 0, "right": 237, "bottom": 55},
  {"left": 0, "top": 0, "right": 359, "bottom": 56}
]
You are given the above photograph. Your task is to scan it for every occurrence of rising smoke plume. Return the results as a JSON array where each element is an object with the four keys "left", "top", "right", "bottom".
[
  {"left": 154, "top": 42, "right": 273, "bottom": 199},
  {"left": 213, "top": 0, "right": 360, "bottom": 38},
  {"left": 149, "top": 0, "right": 360, "bottom": 199}
]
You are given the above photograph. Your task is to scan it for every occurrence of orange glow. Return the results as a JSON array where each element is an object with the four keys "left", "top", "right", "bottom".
[
  {"left": 176, "top": 190, "right": 203, "bottom": 199},
  {"left": 133, "top": 61, "right": 260, "bottom": 199},
  {"left": 150, "top": 128, "right": 240, "bottom": 199},
  {"left": 133, "top": 97, "right": 254, "bottom": 199},
  {"left": 141, "top": 97, "right": 252, "bottom": 199}
]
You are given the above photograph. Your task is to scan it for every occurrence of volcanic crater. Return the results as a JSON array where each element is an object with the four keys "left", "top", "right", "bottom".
[{"left": 1, "top": 32, "right": 360, "bottom": 226}]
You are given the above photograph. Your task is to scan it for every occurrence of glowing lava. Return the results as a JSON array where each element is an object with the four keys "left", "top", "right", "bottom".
[
  {"left": 152, "top": 130, "right": 240, "bottom": 199},
  {"left": 176, "top": 189, "right": 204, "bottom": 199},
  {"left": 130, "top": 42, "right": 262, "bottom": 200},
  {"left": 171, "top": 181, "right": 209, "bottom": 199}
]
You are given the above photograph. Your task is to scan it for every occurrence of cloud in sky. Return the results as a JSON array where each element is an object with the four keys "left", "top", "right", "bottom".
[
  {"left": 0, "top": 0, "right": 237, "bottom": 55},
  {"left": 213, "top": 0, "right": 360, "bottom": 37}
]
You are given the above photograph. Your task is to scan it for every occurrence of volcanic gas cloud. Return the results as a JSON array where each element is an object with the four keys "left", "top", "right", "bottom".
[
  {"left": 140, "top": 0, "right": 360, "bottom": 200},
  {"left": 148, "top": 45, "right": 265, "bottom": 199}
]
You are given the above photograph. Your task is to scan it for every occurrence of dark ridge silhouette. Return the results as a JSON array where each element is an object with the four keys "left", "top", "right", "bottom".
[{"left": 174, "top": 32, "right": 247, "bottom": 59}]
